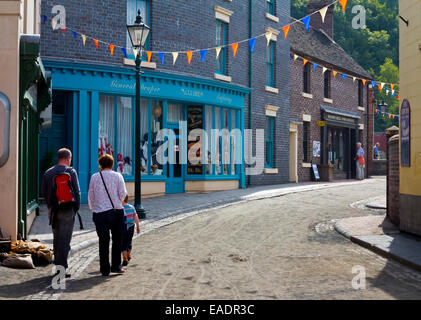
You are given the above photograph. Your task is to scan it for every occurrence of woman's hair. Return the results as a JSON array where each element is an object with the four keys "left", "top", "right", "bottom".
[
  {"left": 123, "top": 194, "right": 129, "bottom": 203},
  {"left": 98, "top": 154, "right": 114, "bottom": 169}
]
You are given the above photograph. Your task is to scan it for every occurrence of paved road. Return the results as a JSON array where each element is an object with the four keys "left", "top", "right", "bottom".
[{"left": 53, "top": 178, "right": 421, "bottom": 300}]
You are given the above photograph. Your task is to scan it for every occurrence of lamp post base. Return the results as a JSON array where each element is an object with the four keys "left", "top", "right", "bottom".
[{"left": 135, "top": 204, "right": 146, "bottom": 219}]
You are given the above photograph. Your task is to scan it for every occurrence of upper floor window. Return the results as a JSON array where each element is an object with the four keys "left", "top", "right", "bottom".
[
  {"left": 216, "top": 20, "right": 227, "bottom": 75},
  {"left": 303, "top": 63, "right": 311, "bottom": 94},
  {"left": 126, "top": 0, "right": 150, "bottom": 53},
  {"left": 266, "top": 41, "right": 275, "bottom": 87},
  {"left": 267, "top": 0, "right": 275, "bottom": 15},
  {"left": 265, "top": 116, "right": 275, "bottom": 168},
  {"left": 324, "top": 70, "right": 331, "bottom": 98},
  {"left": 358, "top": 80, "right": 363, "bottom": 106}
]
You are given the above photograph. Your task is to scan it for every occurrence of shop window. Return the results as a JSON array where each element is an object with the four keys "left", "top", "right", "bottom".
[
  {"left": 150, "top": 100, "right": 164, "bottom": 175},
  {"left": 99, "top": 96, "right": 116, "bottom": 159},
  {"left": 265, "top": 116, "right": 274, "bottom": 168},
  {"left": 324, "top": 70, "right": 331, "bottom": 98},
  {"left": 266, "top": 41, "right": 275, "bottom": 87},
  {"left": 302, "top": 121, "right": 310, "bottom": 163},
  {"left": 167, "top": 103, "right": 183, "bottom": 123},
  {"left": 230, "top": 109, "right": 238, "bottom": 175},
  {"left": 214, "top": 107, "right": 222, "bottom": 175},
  {"left": 126, "top": 0, "right": 150, "bottom": 57},
  {"left": 216, "top": 20, "right": 227, "bottom": 75},
  {"left": 205, "top": 106, "right": 213, "bottom": 175},
  {"left": 117, "top": 97, "right": 133, "bottom": 175},
  {"left": 303, "top": 63, "right": 311, "bottom": 94},
  {"left": 267, "top": 0, "right": 275, "bottom": 15},
  {"left": 358, "top": 80, "right": 363, "bottom": 106},
  {"left": 140, "top": 99, "right": 149, "bottom": 174}
]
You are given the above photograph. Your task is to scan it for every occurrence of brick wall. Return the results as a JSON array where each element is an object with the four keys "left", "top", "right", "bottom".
[
  {"left": 40, "top": 0, "right": 291, "bottom": 186},
  {"left": 387, "top": 134, "right": 399, "bottom": 225},
  {"left": 290, "top": 57, "right": 369, "bottom": 182}
]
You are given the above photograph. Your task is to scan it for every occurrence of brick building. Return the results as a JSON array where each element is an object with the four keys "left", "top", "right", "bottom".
[
  {"left": 39, "top": 0, "right": 291, "bottom": 203},
  {"left": 288, "top": 0, "right": 373, "bottom": 182}
]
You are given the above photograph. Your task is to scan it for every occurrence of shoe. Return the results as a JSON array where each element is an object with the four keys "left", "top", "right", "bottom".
[
  {"left": 110, "top": 268, "right": 125, "bottom": 274},
  {"left": 128, "top": 256, "right": 131, "bottom": 262},
  {"left": 122, "top": 260, "right": 128, "bottom": 267},
  {"left": 65, "top": 273, "right": 71, "bottom": 278}
]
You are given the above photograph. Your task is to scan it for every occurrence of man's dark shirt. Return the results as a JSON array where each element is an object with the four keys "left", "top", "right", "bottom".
[{"left": 41, "top": 165, "right": 81, "bottom": 212}]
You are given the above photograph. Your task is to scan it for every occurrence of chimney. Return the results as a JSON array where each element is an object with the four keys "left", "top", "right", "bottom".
[{"left": 307, "top": 0, "right": 334, "bottom": 39}]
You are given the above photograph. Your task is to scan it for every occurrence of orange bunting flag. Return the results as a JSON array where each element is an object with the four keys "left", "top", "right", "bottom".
[
  {"left": 186, "top": 51, "right": 193, "bottom": 64},
  {"left": 378, "top": 84, "right": 382, "bottom": 92},
  {"left": 333, "top": 71, "right": 337, "bottom": 78},
  {"left": 231, "top": 43, "right": 238, "bottom": 57},
  {"left": 339, "top": 0, "right": 347, "bottom": 12},
  {"left": 93, "top": 39, "right": 99, "bottom": 49},
  {"left": 391, "top": 83, "right": 395, "bottom": 90},
  {"left": 362, "top": 79, "right": 366, "bottom": 86},
  {"left": 282, "top": 25, "right": 290, "bottom": 39},
  {"left": 303, "top": 59, "right": 308, "bottom": 66},
  {"left": 109, "top": 44, "right": 115, "bottom": 56},
  {"left": 146, "top": 51, "right": 152, "bottom": 62}
]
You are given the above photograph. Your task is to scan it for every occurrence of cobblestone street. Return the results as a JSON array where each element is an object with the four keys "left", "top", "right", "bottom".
[{"left": 2, "top": 177, "right": 421, "bottom": 300}]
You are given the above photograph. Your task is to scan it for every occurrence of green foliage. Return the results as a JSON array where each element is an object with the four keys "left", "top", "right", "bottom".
[{"left": 291, "top": 0, "right": 400, "bottom": 132}]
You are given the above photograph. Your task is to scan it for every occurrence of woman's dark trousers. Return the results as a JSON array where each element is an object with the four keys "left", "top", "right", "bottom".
[{"left": 93, "top": 209, "right": 125, "bottom": 275}]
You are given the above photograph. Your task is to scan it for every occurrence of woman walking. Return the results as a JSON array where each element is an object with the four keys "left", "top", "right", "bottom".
[{"left": 88, "top": 154, "right": 127, "bottom": 276}]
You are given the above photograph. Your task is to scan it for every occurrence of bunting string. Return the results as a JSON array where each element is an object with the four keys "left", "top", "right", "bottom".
[
  {"left": 43, "top": 0, "right": 398, "bottom": 96},
  {"left": 375, "top": 109, "right": 400, "bottom": 119}
]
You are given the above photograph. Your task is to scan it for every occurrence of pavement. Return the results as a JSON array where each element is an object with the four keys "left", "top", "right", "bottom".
[
  {"left": 29, "top": 178, "right": 381, "bottom": 256},
  {"left": 335, "top": 214, "right": 421, "bottom": 272}
]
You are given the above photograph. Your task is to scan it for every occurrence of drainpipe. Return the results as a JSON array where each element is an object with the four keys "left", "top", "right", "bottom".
[
  {"left": 0, "top": 92, "right": 11, "bottom": 168},
  {"left": 247, "top": 0, "right": 252, "bottom": 186}
]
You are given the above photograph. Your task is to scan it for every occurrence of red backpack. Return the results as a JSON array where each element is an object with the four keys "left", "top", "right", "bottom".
[{"left": 54, "top": 172, "right": 75, "bottom": 204}]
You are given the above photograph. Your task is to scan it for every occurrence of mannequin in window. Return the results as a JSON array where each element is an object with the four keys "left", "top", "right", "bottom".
[{"left": 141, "top": 133, "right": 148, "bottom": 168}]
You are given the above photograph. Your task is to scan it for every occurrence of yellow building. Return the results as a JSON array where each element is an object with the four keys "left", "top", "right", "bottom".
[
  {"left": 399, "top": 0, "right": 421, "bottom": 235},
  {"left": 0, "top": 0, "right": 50, "bottom": 241}
]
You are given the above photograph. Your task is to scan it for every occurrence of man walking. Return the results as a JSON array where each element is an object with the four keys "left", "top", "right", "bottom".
[
  {"left": 41, "top": 148, "right": 80, "bottom": 277},
  {"left": 373, "top": 142, "right": 380, "bottom": 160},
  {"left": 354, "top": 142, "right": 365, "bottom": 180}
]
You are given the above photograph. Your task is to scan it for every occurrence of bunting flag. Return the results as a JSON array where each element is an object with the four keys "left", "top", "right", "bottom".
[
  {"left": 386, "top": 88, "right": 389, "bottom": 95},
  {"left": 302, "top": 16, "right": 311, "bottom": 31},
  {"left": 200, "top": 49, "right": 207, "bottom": 63},
  {"left": 362, "top": 79, "right": 366, "bottom": 86},
  {"left": 378, "top": 84, "right": 382, "bottom": 92},
  {"left": 62, "top": 26, "right": 66, "bottom": 35},
  {"left": 303, "top": 59, "right": 308, "bottom": 66},
  {"left": 215, "top": 46, "right": 222, "bottom": 59},
  {"left": 231, "top": 43, "right": 238, "bottom": 57},
  {"left": 146, "top": 51, "right": 152, "bottom": 62},
  {"left": 282, "top": 25, "right": 290, "bottom": 39},
  {"left": 186, "top": 51, "right": 193, "bottom": 64},
  {"left": 52, "top": 19, "right": 57, "bottom": 30},
  {"left": 121, "top": 47, "right": 127, "bottom": 58},
  {"left": 372, "top": 81, "right": 376, "bottom": 87},
  {"left": 391, "top": 84, "right": 395, "bottom": 90},
  {"left": 159, "top": 52, "right": 165, "bottom": 65},
  {"left": 294, "top": 54, "right": 298, "bottom": 61},
  {"left": 353, "top": 76, "right": 356, "bottom": 82},
  {"left": 109, "top": 44, "right": 115, "bottom": 56},
  {"left": 248, "top": 38, "right": 256, "bottom": 52},
  {"left": 72, "top": 30, "right": 77, "bottom": 39},
  {"left": 381, "top": 82, "right": 385, "bottom": 90},
  {"left": 172, "top": 52, "right": 178, "bottom": 65},
  {"left": 392, "top": 89, "right": 395, "bottom": 96},
  {"left": 319, "top": 6, "right": 329, "bottom": 23},
  {"left": 93, "top": 39, "right": 99, "bottom": 49},
  {"left": 81, "top": 34, "right": 87, "bottom": 46},
  {"left": 342, "top": 74, "right": 347, "bottom": 80},
  {"left": 322, "top": 67, "right": 327, "bottom": 74},
  {"left": 339, "top": 0, "right": 348, "bottom": 12},
  {"left": 132, "top": 49, "right": 139, "bottom": 59},
  {"left": 313, "top": 63, "right": 318, "bottom": 71},
  {"left": 265, "top": 32, "right": 272, "bottom": 46},
  {"left": 333, "top": 71, "right": 337, "bottom": 78}
]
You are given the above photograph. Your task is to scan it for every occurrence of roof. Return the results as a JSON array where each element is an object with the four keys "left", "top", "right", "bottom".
[{"left": 290, "top": 22, "right": 372, "bottom": 79}]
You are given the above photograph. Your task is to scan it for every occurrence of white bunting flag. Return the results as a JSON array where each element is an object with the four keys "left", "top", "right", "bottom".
[
  {"left": 353, "top": 76, "right": 356, "bottom": 82},
  {"left": 132, "top": 49, "right": 139, "bottom": 59},
  {"left": 81, "top": 34, "right": 87, "bottom": 46},
  {"left": 294, "top": 54, "right": 298, "bottom": 61},
  {"left": 392, "top": 89, "right": 395, "bottom": 95},
  {"left": 172, "top": 52, "right": 178, "bottom": 65},
  {"left": 319, "top": 6, "right": 329, "bottom": 23},
  {"left": 322, "top": 67, "right": 327, "bottom": 74},
  {"left": 265, "top": 32, "right": 272, "bottom": 46},
  {"left": 52, "top": 19, "right": 57, "bottom": 30},
  {"left": 381, "top": 83, "right": 385, "bottom": 89},
  {"left": 215, "top": 46, "right": 222, "bottom": 59}
]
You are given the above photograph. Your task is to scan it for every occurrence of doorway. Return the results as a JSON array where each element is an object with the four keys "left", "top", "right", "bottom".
[
  {"left": 39, "top": 91, "right": 73, "bottom": 180},
  {"left": 289, "top": 123, "right": 298, "bottom": 182}
]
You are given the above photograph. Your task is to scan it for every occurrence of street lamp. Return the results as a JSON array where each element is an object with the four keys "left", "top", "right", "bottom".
[
  {"left": 127, "top": 9, "right": 150, "bottom": 219},
  {"left": 378, "top": 100, "right": 388, "bottom": 114}
]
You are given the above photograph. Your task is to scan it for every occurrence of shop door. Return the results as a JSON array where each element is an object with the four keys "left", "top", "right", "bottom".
[
  {"left": 39, "top": 91, "right": 73, "bottom": 180},
  {"left": 165, "top": 124, "right": 185, "bottom": 194}
]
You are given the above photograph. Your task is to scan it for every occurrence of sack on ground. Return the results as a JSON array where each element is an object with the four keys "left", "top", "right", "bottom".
[{"left": 1, "top": 253, "right": 35, "bottom": 269}]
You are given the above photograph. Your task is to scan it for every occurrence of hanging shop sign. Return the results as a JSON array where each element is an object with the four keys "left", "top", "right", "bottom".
[{"left": 400, "top": 99, "right": 410, "bottom": 167}]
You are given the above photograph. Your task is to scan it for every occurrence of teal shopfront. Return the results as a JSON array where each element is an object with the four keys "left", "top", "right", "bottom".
[{"left": 41, "top": 61, "right": 249, "bottom": 203}]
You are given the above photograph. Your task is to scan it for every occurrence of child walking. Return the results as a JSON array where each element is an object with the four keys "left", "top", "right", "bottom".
[{"left": 121, "top": 195, "right": 140, "bottom": 266}]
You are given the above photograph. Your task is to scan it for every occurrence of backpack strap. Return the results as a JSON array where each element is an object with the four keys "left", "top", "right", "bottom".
[{"left": 99, "top": 171, "right": 115, "bottom": 209}]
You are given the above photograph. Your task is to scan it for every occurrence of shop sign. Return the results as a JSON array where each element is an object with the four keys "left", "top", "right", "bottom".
[
  {"left": 400, "top": 99, "right": 410, "bottom": 167},
  {"left": 316, "top": 121, "right": 325, "bottom": 127},
  {"left": 326, "top": 113, "right": 356, "bottom": 124}
]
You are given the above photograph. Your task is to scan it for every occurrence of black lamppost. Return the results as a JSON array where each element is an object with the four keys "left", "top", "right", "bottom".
[{"left": 127, "top": 10, "right": 150, "bottom": 219}]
